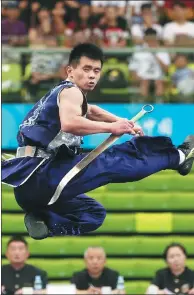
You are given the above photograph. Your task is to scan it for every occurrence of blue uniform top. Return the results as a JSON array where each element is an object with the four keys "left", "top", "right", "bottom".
[
  {"left": 17, "top": 80, "right": 88, "bottom": 153},
  {"left": 2, "top": 80, "right": 88, "bottom": 187}
]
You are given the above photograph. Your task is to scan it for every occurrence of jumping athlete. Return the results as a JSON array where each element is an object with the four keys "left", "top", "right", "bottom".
[{"left": 2, "top": 43, "right": 194, "bottom": 240}]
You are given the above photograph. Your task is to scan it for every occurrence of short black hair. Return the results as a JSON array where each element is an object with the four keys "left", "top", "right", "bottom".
[
  {"left": 172, "top": 1, "right": 186, "bottom": 8},
  {"left": 68, "top": 43, "right": 104, "bottom": 67},
  {"left": 163, "top": 243, "right": 187, "bottom": 260},
  {"left": 141, "top": 3, "right": 152, "bottom": 11},
  {"left": 144, "top": 28, "right": 157, "bottom": 36},
  {"left": 7, "top": 236, "right": 28, "bottom": 248}
]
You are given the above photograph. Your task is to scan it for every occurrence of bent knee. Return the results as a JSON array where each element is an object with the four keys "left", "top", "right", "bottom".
[
  {"left": 96, "top": 204, "right": 107, "bottom": 227},
  {"left": 86, "top": 203, "right": 106, "bottom": 232}
]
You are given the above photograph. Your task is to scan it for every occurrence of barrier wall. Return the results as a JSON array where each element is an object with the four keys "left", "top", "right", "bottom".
[{"left": 2, "top": 103, "right": 194, "bottom": 149}]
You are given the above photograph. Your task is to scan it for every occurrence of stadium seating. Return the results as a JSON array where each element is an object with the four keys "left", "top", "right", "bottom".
[
  {"left": 22, "top": 63, "right": 58, "bottom": 101},
  {"left": 3, "top": 190, "right": 194, "bottom": 211},
  {"left": 167, "top": 63, "right": 194, "bottom": 100},
  {"left": 2, "top": 169, "right": 194, "bottom": 294},
  {"left": 2, "top": 63, "right": 22, "bottom": 101},
  {"left": 2, "top": 212, "right": 194, "bottom": 234}
]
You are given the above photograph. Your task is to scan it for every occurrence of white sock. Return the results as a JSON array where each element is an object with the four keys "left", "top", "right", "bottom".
[{"left": 178, "top": 149, "right": 186, "bottom": 165}]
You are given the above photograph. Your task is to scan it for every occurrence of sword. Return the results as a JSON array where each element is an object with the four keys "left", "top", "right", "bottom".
[{"left": 48, "top": 104, "right": 154, "bottom": 205}]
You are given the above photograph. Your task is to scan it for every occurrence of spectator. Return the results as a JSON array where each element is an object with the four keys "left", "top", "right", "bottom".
[
  {"left": 1, "top": 2, "right": 28, "bottom": 46},
  {"left": 63, "top": 0, "right": 81, "bottom": 23},
  {"left": 31, "top": 0, "right": 56, "bottom": 10},
  {"left": 91, "top": 1, "right": 126, "bottom": 17},
  {"left": 164, "top": 0, "right": 194, "bottom": 8},
  {"left": 163, "top": 1, "right": 194, "bottom": 46},
  {"left": 29, "top": 1, "right": 56, "bottom": 25},
  {"left": 164, "top": 0, "right": 194, "bottom": 21},
  {"left": 18, "top": 0, "right": 31, "bottom": 30},
  {"left": 29, "top": 1, "right": 41, "bottom": 28},
  {"left": 23, "top": 51, "right": 67, "bottom": 101},
  {"left": 29, "top": 7, "right": 57, "bottom": 47},
  {"left": 78, "top": 0, "right": 91, "bottom": 3},
  {"left": 98, "top": 6, "right": 129, "bottom": 48},
  {"left": 129, "top": 28, "right": 170, "bottom": 101},
  {"left": 71, "top": 246, "right": 125, "bottom": 294},
  {"left": 1, "top": 236, "right": 48, "bottom": 294},
  {"left": 52, "top": 2, "right": 90, "bottom": 45},
  {"left": 65, "top": 4, "right": 93, "bottom": 47},
  {"left": 127, "top": 0, "right": 165, "bottom": 24},
  {"left": 1, "top": 6, "right": 7, "bottom": 20},
  {"left": 170, "top": 54, "right": 194, "bottom": 99},
  {"left": 50, "top": 0, "right": 83, "bottom": 28},
  {"left": 146, "top": 243, "right": 194, "bottom": 295},
  {"left": 131, "top": 3, "right": 163, "bottom": 45},
  {"left": 51, "top": 2, "right": 67, "bottom": 40}
]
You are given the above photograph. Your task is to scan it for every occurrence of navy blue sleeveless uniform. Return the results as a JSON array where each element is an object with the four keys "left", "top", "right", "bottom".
[{"left": 2, "top": 80, "right": 180, "bottom": 236}]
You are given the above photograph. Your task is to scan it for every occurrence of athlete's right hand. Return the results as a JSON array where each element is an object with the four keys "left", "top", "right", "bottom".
[{"left": 110, "top": 119, "right": 135, "bottom": 136}]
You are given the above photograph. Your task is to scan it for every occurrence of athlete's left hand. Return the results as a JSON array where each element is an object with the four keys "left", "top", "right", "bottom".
[
  {"left": 132, "top": 124, "right": 144, "bottom": 136},
  {"left": 117, "top": 118, "right": 144, "bottom": 136}
]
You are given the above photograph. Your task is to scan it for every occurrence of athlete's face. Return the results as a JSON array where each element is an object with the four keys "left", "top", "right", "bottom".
[{"left": 67, "top": 56, "right": 102, "bottom": 92}]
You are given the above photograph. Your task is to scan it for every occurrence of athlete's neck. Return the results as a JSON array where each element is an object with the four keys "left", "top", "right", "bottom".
[{"left": 66, "top": 77, "right": 88, "bottom": 95}]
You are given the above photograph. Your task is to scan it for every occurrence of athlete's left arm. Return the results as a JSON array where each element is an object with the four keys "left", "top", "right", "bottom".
[
  {"left": 87, "top": 104, "right": 144, "bottom": 135},
  {"left": 87, "top": 104, "right": 121, "bottom": 122}
]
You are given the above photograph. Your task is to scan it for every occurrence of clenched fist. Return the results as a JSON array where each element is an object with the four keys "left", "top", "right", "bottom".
[
  {"left": 133, "top": 124, "right": 144, "bottom": 136},
  {"left": 110, "top": 119, "right": 144, "bottom": 136},
  {"left": 110, "top": 119, "right": 134, "bottom": 135}
]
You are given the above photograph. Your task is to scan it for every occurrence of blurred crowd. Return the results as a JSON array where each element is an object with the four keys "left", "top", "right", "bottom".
[
  {"left": 2, "top": 0, "right": 194, "bottom": 102},
  {"left": 2, "top": 0, "right": 194, "bottom": 48}
]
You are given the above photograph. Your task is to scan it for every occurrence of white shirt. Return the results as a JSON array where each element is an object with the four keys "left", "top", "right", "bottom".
[
  {"left": 131, "top": 23, "right": 163, "bottom": 40},
  {"left": 128, "top": 0, "right": 164, "bottom": 15},
  {"left": 129, "top": 46, "right": 171, "bottom": 80},
  {"left": 91, "top": 1, "right": 126, "bottom": 8},
  {"left": 163, "top": 21, "right": 194, "bottom": 43}
]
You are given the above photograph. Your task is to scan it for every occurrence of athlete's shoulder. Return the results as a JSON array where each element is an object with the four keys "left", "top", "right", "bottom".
[
  {"left": 60, "top": 84, "right": 83, "bottom": 97},
  {"left": 59, "top": 80, "right": 85, "bottom": 102}
]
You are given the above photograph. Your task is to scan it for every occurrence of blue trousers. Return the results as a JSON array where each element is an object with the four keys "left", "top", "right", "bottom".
[{"left": 14, "top": 136, "right": 180, "bottom": 236}]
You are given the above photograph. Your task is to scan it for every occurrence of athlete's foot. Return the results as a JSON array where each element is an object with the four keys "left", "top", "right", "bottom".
[
  {"left": 177, "top": 135, "right": 194, "bottom": 176},
  {"left": 24, "top": 213, "right": 49, "bottom": 240}
]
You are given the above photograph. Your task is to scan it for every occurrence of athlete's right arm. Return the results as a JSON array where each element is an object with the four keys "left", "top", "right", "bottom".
[{"left": 59, "top": 87, "right": 135, "bottom": 136}]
